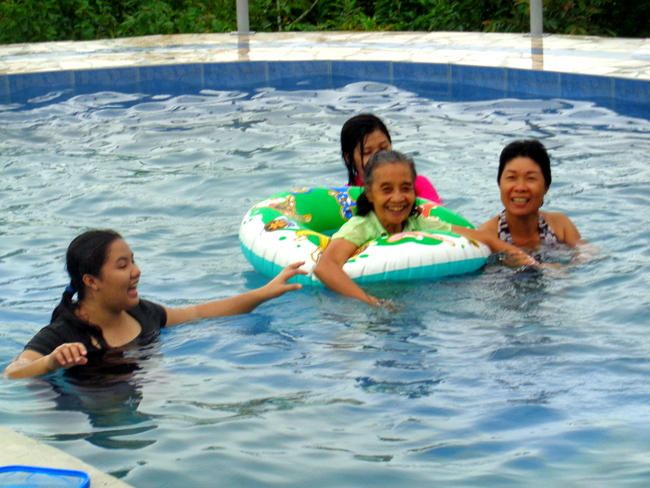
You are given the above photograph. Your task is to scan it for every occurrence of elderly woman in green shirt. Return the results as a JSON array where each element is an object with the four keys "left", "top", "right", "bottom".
[{"left": 313, "top": 150, "right": 536, "bottom": 307}]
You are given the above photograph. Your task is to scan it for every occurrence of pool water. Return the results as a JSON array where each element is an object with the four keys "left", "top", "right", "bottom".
[{"left": 1, "top": 79, "right": 650, "bottom": 487}]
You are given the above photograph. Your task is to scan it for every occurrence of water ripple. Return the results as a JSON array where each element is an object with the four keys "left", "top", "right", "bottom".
[{"left": 1, "top": 80, "right": 649, "bottom": 487}]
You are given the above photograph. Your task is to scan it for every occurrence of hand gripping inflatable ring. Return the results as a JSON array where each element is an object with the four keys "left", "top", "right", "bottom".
[{"left": 239, "top": 187, "right": 490, "bottom": 286}]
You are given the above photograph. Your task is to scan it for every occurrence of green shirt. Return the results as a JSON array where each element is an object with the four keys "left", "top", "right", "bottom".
[{"left": 332, "top": 212, "right": 452, "bottom": 247}]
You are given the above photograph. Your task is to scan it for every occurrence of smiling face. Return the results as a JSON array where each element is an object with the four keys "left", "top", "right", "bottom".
[
  {"left": 352, "top": 129, "right": 392, "bottom": 181},
  {"left": 85, "top": 238, "right": 141, "bottom": 312},
  {"left": 365, "top": 161, "right": 416, "bottom": 234},
  {"left": 499, "top": 156, "right": 549, "bottom": 217}
]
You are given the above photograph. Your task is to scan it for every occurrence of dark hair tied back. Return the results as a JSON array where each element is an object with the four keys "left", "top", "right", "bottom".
[
  {"left": 51, "top": 230, "right": 122, "bottom": 339},
  {"left": 355, "top": 150, "right": 419, "bottom": 218}
]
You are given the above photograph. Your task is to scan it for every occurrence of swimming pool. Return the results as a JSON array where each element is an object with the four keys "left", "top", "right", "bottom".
[{"left": 1, "top": 61, "right": 650, "bottom": 487}]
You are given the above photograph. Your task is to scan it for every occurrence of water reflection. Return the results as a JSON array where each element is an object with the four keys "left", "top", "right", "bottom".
[
  {"left": 531, "top": 35, "right": 544, "bottom": 70},
  {"left": 28, "top": 346, "right": 163, "bottom": 449}
]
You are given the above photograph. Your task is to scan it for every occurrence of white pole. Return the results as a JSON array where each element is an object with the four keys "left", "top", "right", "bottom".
[
  {"left": 530, "top": 0, "right": 543, "bottom": 36},
  {"left": 236, "top": 0, "right": 250, "bottom": 34}
]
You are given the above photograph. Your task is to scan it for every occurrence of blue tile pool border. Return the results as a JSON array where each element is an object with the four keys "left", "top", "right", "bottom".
[{"left": 1, "top": 61, "right": 648, "bottom": 119}]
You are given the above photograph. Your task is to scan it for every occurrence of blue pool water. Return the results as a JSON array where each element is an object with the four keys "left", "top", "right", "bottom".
[{"left": 1, "top": 64, "right": 650, "bottom": 487}]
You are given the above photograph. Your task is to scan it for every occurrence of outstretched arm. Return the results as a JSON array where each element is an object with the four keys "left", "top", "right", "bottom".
[
  {"left": 4, "top": 343, "right": 88, "bottom": 379},
  {"left": 313, "top": 238, "right": 381, "bottom": 306},
  {"left": 451, "top": 225, "right": 539, "bottom": 267},
  {"left": 164, "top": 261, "right": 307, "bottom": 326}
]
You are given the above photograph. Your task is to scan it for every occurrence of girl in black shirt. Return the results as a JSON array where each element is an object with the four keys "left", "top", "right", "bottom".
[{"left": 5, "top": 229, "right": 305, "bottom": 379}]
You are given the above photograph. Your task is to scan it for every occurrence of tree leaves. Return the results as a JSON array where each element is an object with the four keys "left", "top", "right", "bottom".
[{"left": 0, "top": 0, "right": 647, "bottom": 44}]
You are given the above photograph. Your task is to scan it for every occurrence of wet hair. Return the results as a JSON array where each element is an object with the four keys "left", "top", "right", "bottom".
[
  {"left": 497, "top": 140, "right": 552, "bottom": 188},
  {"left": 356, "top": 150, "right": 419, "bottom": 217},
  {"left": 51, "top": 229, "right": 123, "bottom": 338},
  {"left": 340, "top": 114, "right": 391, "bottom": 185}
]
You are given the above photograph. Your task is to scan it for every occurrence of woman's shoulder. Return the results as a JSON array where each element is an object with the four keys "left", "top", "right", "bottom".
[
  {"left": 129, "top": 299, "right": 167, "bottom": 329},
  {"left": 477, "top": 215, "right": 500, "bottom": 235},
  {"left": 414, "top": 175, "right": 443, "bottom": 204},
  {"left": 415, "top": 175, "right": 432, "bottom": 186},
  {"left": 540, "top": 211, "right": 576, "bottom": 233},
  {"left": 540, "top": 211, "right": 582, "bottom": 246},
  {"left": 332, "top": 213, "right": 380, "bottom": 247},
  {"left": 24, "top": 317, "right": 89, "bottom": 356}
]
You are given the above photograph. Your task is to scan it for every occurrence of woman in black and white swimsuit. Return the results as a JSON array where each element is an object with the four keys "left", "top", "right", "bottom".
[{"left": 478, "top": 140, "right": 586, "bottom": 252}]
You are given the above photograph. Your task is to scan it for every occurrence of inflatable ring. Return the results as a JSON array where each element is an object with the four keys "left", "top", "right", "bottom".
[{"left": 239, "top": 187, "right": 490, "bottom": 285}]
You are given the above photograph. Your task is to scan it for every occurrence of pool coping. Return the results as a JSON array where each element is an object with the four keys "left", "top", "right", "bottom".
[
  {"left": 2, "top": 32, "right": 648, "bottom": 117},
  {"left": 0, "top": 426, "right": 133, "bottom": 487},
  {"left": 1, "top": 31, "right": 649, "bottom": 80}
]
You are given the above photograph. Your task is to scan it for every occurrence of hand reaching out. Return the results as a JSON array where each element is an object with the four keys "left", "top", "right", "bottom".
[
  {"left": 262, "top": 261, "right": 308, "bottom": 299},
  {"left": 47, "top": 342, "right": 88, "bottom": 370}
]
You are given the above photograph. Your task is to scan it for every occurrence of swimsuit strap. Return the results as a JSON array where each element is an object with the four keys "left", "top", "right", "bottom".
[
  {"left": 497, "top": 210, "right": 514, "bottom": 244},
  {"left": 498, "top": 209, "right": 559, "bottom": 246},
  {"left": 537, "top": 213, "right": 560, "bottom": 245}
]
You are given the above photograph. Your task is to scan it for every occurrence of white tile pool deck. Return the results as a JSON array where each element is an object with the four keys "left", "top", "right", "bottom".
[
  {"left": 0, "top": 31, "right": 649, "bottom": 80},
  {"left": 0, "top": 30, "right": 648, "bottom": 487}
]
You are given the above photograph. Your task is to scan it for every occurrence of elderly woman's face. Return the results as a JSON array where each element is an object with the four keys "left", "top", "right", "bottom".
[
  {"left": 499, "top": 157, "right": 548, "bottom": 216},
  {"left": 365, "top": 161, "right": 416, "bottom": 234}
]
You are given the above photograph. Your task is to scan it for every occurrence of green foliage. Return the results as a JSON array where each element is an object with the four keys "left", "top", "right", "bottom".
[
  {"left": 483, "top": 0, "right": 616, "bottom": 35},
  {"left": 596, "top": 0, "right": 650, "bottom": 37},
  {"left": 373, "top": 0, "right": 491, "bottom": 31},
  {"left": 0, "top": 0, "right": 235, "bottom": 43},
  {"left": 0, "top": 0, "right": 648, "bottom": 44}
]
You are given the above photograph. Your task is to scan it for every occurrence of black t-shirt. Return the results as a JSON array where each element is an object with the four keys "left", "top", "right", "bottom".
[{"left": 25, "top": 300, "right": 167, "bottom": 374}]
